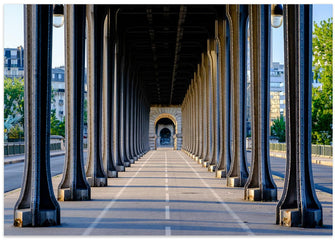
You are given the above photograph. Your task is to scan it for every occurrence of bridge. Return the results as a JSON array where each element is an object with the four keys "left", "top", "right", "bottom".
[{"left": 4, "top": 4, "right": 331, "bottom": 235}]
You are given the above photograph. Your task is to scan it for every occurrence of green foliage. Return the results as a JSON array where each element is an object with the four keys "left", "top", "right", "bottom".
[
  {"left": 7, "top": 124, "right": 24, "bottom": 141},
  {"left": 312, "top": 18, "right": 333, "bottom": 145},
  {"left": 50, "top": 109, "right": 65, "bottom": 137},
  {"left": 271, "top": 115, "right": 286, "bottom": 143},
  {"left": 4, "top": 77, "right": 24, "bottom": 126}
]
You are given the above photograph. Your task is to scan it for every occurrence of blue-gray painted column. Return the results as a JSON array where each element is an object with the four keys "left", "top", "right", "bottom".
[
  {"left": 85, "top": 5, "right": 108, "bottom": 186},
  {"left": 216, "top": 16, "right": 231, "bottom": 178},
  {"left": 198, "top": 53, "right": 208, "bottom": 164},
  {"left": 113, "top": 42, "right": 125, "bottom": 171},
  {"left": 244, "top": 4, "right": 277, "bottom": 201},
  {"left": 14, "top": 5, "right": 60, "bottom": 227},
  {"left": 58, "top": 5, "right": 91, "bottom": 201},
  {"left": 105, "top": 9, "right": 118, "bottom": 178},
  {"left": 276, "top": 4, "right": 322, "bottom": 228},
  {"left": 226, "top": 5, "right": 249, "bottom": 187},
  {"left": 207, "top": 38, "right": 220, "bottom": 172}
]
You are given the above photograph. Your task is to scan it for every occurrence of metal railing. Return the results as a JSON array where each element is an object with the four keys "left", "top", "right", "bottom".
[
  {"left": 270, "top": 143, "right": 332, "bottom": 157},
  {"left": 4, "top": 142, "right": 62, "bottom": 156}
]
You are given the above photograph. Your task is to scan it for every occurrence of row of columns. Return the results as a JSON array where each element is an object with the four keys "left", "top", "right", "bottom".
[
  {"left": 14, "top": 5, "right": 150, "bottom": 227},
  {"left": 181, "top": 5, "right": 322, "bottom": 228}
]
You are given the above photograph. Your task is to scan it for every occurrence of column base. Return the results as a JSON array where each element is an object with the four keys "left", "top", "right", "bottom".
[
  {"left": 14, "top": 209, "right": 59, "bottom": 227},
  {"left": 87, "top": 177, "right": 107, "bottom": 187},
  {"left": 195, "top": 156, "right": 199, "bottom": 162},
  {"left": 279, "top": 208, "right": 322, "bottom": 227},
  {"left": 129, "top": 159, "right": 135, "bottom": 164},
  {"left": 198, "top": 158, "right": 204, "bottom": 164},
  {"left": 116, "top": 165, "right": 125, "bottom": 172},
  {"left": 58, "top": 188, "right": 90, "bottom": 201},
  {"left": 216, "top": 169, "right": 227, "bottom": 178},
  {"left": 202, "top": 161, "right": 209, "bottom": 168},
  {"left": 124, "top": 161, "right": 131, "bottom": 167},
  {"left": 245, "top": 188, "right": 277, "bottom": 201},
  {"left": 227, "top": 176, "right": 247, "bottom": 187},
  {"left": 108, "top": 170, "right": 118, "bottom": 178},
  {"left": 133, "top": 157, "right": 138, "bottom": 161},
  {"left": 208, "top": 165, "right": 216, "bottom": 172}
]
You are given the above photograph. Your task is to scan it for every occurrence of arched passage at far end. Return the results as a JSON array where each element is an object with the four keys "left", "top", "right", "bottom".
[{"left": 154, "top": 115, "right": 177, "bottom": 150}]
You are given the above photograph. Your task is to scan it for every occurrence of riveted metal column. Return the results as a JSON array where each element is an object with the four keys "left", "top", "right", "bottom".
[
  {"left": 118, "top": 46, "right": 131, "bottom": 167},
  {"left": 190, "top": 79, "right": 195, "bottom": 157},
  {"left": 105, "top": 9, "right": 118, "bottom": 178},
  {"left": 203, "top": 40, "right": 214, "bottom": 168},
  {"left": 244, "top": 5, "right": 277, "bottom": 201},
  {"left": 226, "top": 5, "right": 249, "bottom": 187},
  {"left": 128, "top": 74, "right": 136, "bottom": 161},
  {"left": 14, "top": 5, "right": 60, "bottom": 227},
  {"left": 208, "top": 38, "right": 219, "bottom": 172},
  {"left": 113, "top": 42, "right": 125, "bottom": 171},
  {"left": 85, "top": 5, "right": 108, "bottom": 187},
  {"left": 124, "top": 67, "right": 134, "bottom": 164},
  {"left": 198, "top": 53, "right": 208, "bottom": 164},
  {"left": 195, "top": 65, "right": 203, "bottom": 161},
  {"left": 58, "top": 5, "right": 91, "bottom": 201},
  {"left": 276, "top": 4, "right": 322, "bottom": 228},
  {"left": 193, "top": 73, "right": 199, "bottom": 159},
  {"left": 216, "top": 16, "right": 231, "bottom": 178},
  {"left": 133, "top": 81, "right": 140, "bottom": 159}
]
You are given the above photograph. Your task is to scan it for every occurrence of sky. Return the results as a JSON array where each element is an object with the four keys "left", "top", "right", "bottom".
[{"left": 2, "top": 4, "right": 334, "bottom": 67}]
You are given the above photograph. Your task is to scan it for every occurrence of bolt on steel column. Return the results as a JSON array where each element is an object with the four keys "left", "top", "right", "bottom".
[
  {"left": 226, "top": 5, "right": 249, "bottom": 187},
  {"left": 58, "top": 5, "right": 91, "bottom": 201},
  {"left": 276, "top": 4, "right": 322, "bottom": 228},
  {"left": 244, "top": 5, "right": 277, "bottom": 201},
  {"left": 14, "top": 5, "right": 60, "bottom": 227}
]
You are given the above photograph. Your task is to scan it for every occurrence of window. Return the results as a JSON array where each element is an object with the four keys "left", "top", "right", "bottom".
[
  {"left": 11, "top": 59, "right": 17, "bottom": 65},
  {"left": 11, "top": 50, "right": 17, "bottom": 57},
  {"left": 58, "top": 74, "right": 62, "bottom": 80},
  {"left": 52, "top": 74, "right": 55, "bottom": 79},
  {"left": 59, "top": 99, "right": 64, "bottom": 106}
]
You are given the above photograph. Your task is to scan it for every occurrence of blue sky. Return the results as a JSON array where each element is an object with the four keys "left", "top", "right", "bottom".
[{"left": 2, "top": 4, "right": 334, "bottom": 67}]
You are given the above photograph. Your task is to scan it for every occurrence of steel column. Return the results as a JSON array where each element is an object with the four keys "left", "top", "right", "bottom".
[
  {"left": 216, "top": 16, "right": 231, "bottom": 178},
  {"left": 207, "top": 38, "right": 219, "bottom": 172},
  {"left": 244, "top": 5, "right": 277, "bottom": 201},
  {"left": 58, "top": 5, "right": 91, "bottom": 201},
  {"left": 226, "top": 5, "right": 249, "bottom": 187},
  {"left": 276, "top": 4, "right": 322, "bottom": 228},
  {"left": 14, "top": 5, "right": 60, "bottom": 227},
  {"left": 85, "top": 5, "right": 108, "bottom": 186}
]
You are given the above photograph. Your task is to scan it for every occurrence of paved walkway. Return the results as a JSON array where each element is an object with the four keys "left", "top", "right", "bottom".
[{"left": 3, "top": 150, "right": 332, "bottom": 236}]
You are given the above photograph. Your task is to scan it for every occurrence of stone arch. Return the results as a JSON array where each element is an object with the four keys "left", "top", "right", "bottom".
[{"left": 149, "top": 106, "right": 182, "bottom": 150}]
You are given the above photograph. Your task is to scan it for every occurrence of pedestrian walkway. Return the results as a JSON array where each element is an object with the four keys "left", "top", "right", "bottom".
[{"left": 3, "top": 150, "right": 332, "bottom": 236}]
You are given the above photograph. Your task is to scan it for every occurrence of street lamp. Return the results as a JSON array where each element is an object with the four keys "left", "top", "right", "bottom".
[
  {"left": 271, "top": 4, "right": 283, "bottom": 28},
  {"left": 53, "top": 4, "right": 64, "bottom": 28}
]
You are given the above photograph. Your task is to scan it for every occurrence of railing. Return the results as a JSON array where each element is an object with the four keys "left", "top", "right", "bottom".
[
  {"left": 270, "top": 143, "right": 332, "bottom": 157},
  {"left": 4, "top": 142, "right": 62, "bottom": 156}
]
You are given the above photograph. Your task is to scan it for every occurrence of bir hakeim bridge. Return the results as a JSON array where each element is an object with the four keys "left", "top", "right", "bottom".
[{"left": 6, "top": 4, "right": 330, "bottom": 236}]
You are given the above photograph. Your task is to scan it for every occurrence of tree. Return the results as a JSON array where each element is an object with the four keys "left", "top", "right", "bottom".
[
  {"left": 271, "top": 115, "right": 286, "bottom": 143},
  {"left": 50, "top": 109, "right": 65, "bottom": 137},
  {"left": 312, "top": 18, "right": 333, "bottom": 145},
  {"left": 4, "top": 77, "right": 24, "bottom": 126}
]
